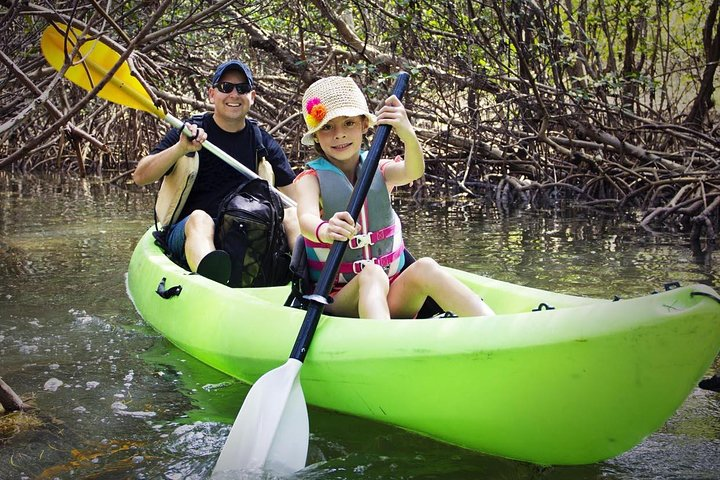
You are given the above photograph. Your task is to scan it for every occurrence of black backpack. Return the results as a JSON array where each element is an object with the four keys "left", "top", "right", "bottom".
[{"left": 216, "top": 176, "right": 292, "bottom": 288}]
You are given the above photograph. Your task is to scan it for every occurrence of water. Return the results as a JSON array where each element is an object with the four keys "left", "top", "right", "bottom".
[{"left": 1, "top": 173, "right": 718, "bottom": 479}]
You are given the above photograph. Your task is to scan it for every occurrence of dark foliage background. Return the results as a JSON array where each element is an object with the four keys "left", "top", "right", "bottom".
[{"left": 1, "top": 0, "right": 719, "bottom": 240}]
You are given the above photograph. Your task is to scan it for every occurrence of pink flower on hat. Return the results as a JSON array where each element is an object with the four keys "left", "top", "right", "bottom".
[{"left": 305, "top": 97, "right": 327, "bottom": 128}]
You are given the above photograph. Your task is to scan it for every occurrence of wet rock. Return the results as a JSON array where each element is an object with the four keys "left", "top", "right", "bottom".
[{"left": 43, "top": 378, "right": 63, "bottom": 392}]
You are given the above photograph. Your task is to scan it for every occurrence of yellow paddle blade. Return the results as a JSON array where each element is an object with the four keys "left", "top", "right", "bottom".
[{"left": 40, "top": 23, "right": 165, "bottom": 118}]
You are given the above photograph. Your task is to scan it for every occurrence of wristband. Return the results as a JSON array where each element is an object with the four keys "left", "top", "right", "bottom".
[{"left": 315, "top": 221, "right": 328, "bottom": 242}]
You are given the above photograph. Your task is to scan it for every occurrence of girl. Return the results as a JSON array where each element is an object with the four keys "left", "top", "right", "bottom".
[{"left": 295, "top": 76, "right": 495, "bottom": 319}]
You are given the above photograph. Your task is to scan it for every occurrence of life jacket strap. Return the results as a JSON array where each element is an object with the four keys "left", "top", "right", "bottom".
[
  {"left": 348, "top": 224, "right": 397, "bottom": 249},
  {"left": 306, "top": 242, "right": 405, "bottom": 275}
]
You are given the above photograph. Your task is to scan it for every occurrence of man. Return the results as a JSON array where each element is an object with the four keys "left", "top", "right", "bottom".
[{"left": 133, "top": 60, "right": 298, "bottom": 283}]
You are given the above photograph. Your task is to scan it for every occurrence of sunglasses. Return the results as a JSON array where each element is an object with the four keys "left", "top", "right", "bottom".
[{"left": 213, "top": 82, "right": 253, "bottom": 94}]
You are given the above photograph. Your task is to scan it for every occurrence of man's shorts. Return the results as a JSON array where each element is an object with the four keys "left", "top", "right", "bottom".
[{"left": 166, "top": 215, "right": 190, "bottom": 267}]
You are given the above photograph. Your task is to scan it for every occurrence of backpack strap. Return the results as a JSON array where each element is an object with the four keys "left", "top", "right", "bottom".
[
  {"left": 248, "top": 119, "right": 275, "bottom": 185},
  {"left": 188, "top": 112, "right": 207, "bottom": 127},
  {"left": 247, "top": 119, "right": 268, "bottom": 165}
]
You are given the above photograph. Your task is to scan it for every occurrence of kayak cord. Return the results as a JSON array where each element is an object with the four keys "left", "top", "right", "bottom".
[
  {"left": 532, "top": 302, "right": 555, "bottom": 311},
  {"left": 690, "top": 290, "right": 720, "bottom": 304}
]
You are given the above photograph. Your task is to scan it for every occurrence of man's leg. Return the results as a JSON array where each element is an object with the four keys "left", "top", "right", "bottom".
[
  {"left": 183, "top": 210, "right": 217, "bottom": 272},
  {"left": 184, "top": 210, "right": 230, "bottom": 284}
]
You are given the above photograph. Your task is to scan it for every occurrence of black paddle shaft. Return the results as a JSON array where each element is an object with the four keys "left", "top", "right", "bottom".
[{"left": 290, "top": 72, "right": 410, "bottom": 362}]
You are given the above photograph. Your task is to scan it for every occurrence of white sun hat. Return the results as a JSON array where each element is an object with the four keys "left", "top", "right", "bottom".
[{"left": 301, "top": 76, "right": 377, "bottom": 146}]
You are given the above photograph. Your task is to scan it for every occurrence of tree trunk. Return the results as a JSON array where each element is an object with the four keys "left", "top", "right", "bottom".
[
  {"left": 0, "top": 378, "right": 30, "bottom": 412},
  {"left": 685, "top": 0, "right": 720, "bottom": 127}
]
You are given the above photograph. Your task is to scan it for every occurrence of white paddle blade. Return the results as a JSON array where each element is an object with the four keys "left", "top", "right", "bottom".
[{"left": 212, "top": 359, "right": 309, "bottom": 478}]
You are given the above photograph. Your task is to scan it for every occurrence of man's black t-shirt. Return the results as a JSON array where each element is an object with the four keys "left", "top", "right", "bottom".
[{"left": 151, "top": 112, "right": 295, "bottom": 221}]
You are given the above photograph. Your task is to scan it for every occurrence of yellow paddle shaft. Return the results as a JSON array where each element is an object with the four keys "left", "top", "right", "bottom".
[{"left": 40, "top": 24, "right": 296, "bottom": 208}]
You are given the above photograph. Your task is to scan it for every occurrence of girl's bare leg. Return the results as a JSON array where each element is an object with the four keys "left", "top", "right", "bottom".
[
  {"left": 387, "top": 257, "right": 495, "bottom": 318},
  {"left": 324, "top": 264, "right": 390, "bottom": 319}
]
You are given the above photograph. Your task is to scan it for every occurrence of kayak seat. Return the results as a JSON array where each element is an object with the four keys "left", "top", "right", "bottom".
[
  {"left": 152, "top": 228, "right": 190, "bottom": 270},
  {"left": 284, "top": 236, "right": 312, "bottom": 309},
  {"left": 283, "top": 236, "right": 444, "bottom": 318}
]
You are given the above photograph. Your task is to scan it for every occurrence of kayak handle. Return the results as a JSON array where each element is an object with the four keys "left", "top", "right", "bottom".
[{"left": 156, "top": 277, "right": 182, "bottom": 299}]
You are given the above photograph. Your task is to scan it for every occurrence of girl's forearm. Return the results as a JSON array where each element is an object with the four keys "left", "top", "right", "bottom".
[
  {"left": 299, "top": 212, "right": 327, "bottom": 242},
  {"left": 402, "top": 132, "right": 425, "bottom": 181}
]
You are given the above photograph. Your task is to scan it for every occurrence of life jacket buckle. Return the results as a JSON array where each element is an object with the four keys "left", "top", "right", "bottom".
[
  {"left": 352, "top": 258, "right": 379, "bottom": 274},
  {"left": 349, "top": 233, "right": 373, "bottom": 249}
]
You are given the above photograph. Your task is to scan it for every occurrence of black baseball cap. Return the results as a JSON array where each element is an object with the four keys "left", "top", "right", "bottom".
[{"left": 211, "top": 60, "right": 255, "bottom": 87}]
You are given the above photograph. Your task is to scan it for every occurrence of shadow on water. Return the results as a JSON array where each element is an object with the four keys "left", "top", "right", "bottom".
[{"left": 1, "top": 173, "right": 719, "bottom": 479}]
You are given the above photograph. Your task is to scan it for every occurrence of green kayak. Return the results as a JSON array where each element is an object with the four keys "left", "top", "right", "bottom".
[{"left": 127, "top": 226, "right": 720, "bottom": 465}]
